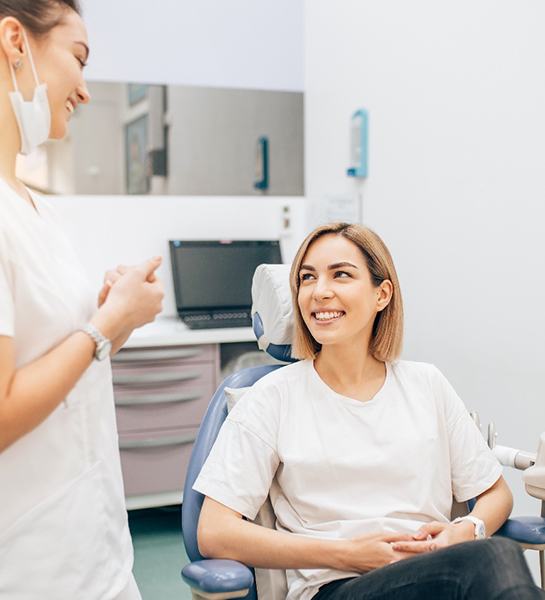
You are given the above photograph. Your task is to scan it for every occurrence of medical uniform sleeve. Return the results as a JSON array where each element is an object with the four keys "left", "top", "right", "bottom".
[
  {"left": 432, "top": 366, "right": 502, "bottom": 503},
  {"left": 0, "top": 231, "right": 14, "bottom": 337},
  {"left": 193, "top": 386, "right": 280, "bottom": 520}
]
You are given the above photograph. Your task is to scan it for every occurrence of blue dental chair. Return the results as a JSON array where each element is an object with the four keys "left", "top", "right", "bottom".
[{"left": 180, "top": 265, "right": 545, "bottom": 598}]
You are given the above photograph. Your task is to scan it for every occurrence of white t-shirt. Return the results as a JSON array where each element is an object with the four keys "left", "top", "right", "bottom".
[
  {"left": 0, "top": 180, "right": 133, "bottom": 599},
  {"left": 194, "top": 358, "right": 502, "bottom": 600}
]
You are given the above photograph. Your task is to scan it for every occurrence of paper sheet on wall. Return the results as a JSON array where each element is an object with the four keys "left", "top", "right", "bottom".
[{"left": 307, "top": 194, "right": 361, "bottom": 228}]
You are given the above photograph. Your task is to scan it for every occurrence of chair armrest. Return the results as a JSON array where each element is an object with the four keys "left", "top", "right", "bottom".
[
  {"left": 494, "top": 516, "right": 545, "bottom": 547},
  {"left": 181, "top": 559, "right": 254, "bottom": 599}
]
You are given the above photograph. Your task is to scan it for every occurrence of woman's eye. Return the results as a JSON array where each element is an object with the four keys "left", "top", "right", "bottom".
[
  {"left": 300, "top": 273, "right": 314, "bottom": 282},
  {"left": 76, "top": 56, "right": 87, "bottom": 69},
  {"left": 334, "top": 271, "right": 350, "bottom": 278}
]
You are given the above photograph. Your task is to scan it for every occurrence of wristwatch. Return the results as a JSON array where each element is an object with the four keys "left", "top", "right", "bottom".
[
  {"left": 82, "top": 323, "right": 112, "bottom": 361},
  {"left": 451, "top": 515, "right": 486, "bottom": 539}
]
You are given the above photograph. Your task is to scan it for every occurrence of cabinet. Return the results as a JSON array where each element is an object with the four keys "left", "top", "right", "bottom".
[{"left": 112, "top": 318, "right": 255, "bottom": 509}]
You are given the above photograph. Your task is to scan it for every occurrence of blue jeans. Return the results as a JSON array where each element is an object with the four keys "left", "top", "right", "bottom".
[{"left": 314, "top": 538, "right": 544, "bottom": 600}]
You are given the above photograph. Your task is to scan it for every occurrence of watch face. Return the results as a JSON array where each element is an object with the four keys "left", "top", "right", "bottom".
[
  {"left": 475, "top": 521, "right": 486, "bottom": 539},
  {"left": 96, "top": 339, "right": 112, "bottom": 361}
]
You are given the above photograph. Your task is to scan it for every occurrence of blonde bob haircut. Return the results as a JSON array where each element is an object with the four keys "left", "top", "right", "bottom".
[{"left": 289, "top": 223, "right": 404, "bottom": 362}]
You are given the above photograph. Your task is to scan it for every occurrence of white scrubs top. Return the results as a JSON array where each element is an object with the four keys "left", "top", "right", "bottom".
[{"left": 0, "top": 180, "right": 133, "bottom": 599}]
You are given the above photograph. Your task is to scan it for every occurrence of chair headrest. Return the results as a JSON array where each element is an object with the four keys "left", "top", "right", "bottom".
[{"left": 251, "top": 264, "right": 296, "bottom": 362}]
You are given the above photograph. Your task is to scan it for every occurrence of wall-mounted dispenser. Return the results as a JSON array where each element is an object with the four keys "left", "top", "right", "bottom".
[
  {"left": 254, "top": 136, "right": 269, "bottom": 191},
  {"left": 346, "top": 109, "right": 368, "bottom": 178}
]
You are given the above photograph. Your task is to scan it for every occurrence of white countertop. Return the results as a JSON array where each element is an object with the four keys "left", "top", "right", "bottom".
[{"left": 124, "top": 316, "right": 256, "bottom": 348}]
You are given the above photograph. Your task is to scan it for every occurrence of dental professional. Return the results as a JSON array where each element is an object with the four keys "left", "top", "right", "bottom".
[
  {"left": 195, "top": 223, "right": 545, "bottom": 599},
  {"left": 0, "top": 2, "right": 163, "bottom": 599}
]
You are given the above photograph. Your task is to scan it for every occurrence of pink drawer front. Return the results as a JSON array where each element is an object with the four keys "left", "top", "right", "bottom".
[
  {"left": 119, "top": 427, "right": 198, "bottom": 497},
  {"left": 112, "top": 345, "right": 216, "bottom": 366},
  {"left": 112, "top": 359, "right": 215, "bottom": 388},
  {"left": 114, "top": 376, "right": 214, "bottom": 433}
]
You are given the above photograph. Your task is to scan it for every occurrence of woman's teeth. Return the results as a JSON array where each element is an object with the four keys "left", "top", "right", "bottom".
[
  {"left": 66, "top": 101, "right": 74, "bottom": 113},
  {"left": 314, "top": 311, "right": 344, "bottom": 321}
]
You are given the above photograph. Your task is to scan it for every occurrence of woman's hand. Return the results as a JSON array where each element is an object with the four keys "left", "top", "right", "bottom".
[
  {"left": 390, "top": 520, "right": 475, "bottom": 554},
  {"left": 339, "top": 531, "right": 415, "bottom": 572},
  {"left": 92, "top": 257, "right": 164, "bottom": 340},
  {"left": 98, "top": 261, "right": 158, "bottom": 307}
]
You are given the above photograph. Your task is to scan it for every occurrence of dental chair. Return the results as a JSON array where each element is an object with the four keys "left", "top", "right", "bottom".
[{"left": 181, "top": 264, "right": 545, "bottom": 599}]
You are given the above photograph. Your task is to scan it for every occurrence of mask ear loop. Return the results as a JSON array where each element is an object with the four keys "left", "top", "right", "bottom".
[
  {"left": 21, "top": 28, "right": 40, "bottom": 87},
  {"left": 8, "top": 58, "right": 20, "bottom": 92}
]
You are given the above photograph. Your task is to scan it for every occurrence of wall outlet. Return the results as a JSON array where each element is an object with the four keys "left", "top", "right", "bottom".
[{"left": 280, "top": 204, "right": 292, "bottom": 236}]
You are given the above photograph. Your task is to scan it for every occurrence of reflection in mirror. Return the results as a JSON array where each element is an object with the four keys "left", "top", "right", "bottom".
[{"left": 16, "top": 82, "right": 304, "bottom": 196}]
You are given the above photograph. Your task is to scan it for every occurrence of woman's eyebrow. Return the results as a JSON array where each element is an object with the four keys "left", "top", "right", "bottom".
[
  {"left": 328, "top": 261, "right": 358, "bottom": 270},
  {"left": 74, "top": 41, "right": 90, "bottom": 61},
  {"left": 300, "top": 264, "right": 316, "bottom": 271}
]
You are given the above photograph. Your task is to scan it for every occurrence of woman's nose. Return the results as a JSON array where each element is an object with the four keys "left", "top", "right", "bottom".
[
  {"left": 312, "top": 278, "right": 334, "bottom": 300},
  {"left": 76, "top": 82, "right": 91, "bottom": 105}
]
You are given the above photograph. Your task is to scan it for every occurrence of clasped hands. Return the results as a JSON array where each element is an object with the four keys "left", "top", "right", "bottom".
[
  {"left": 389, "top": 520, "right": 475, "bottom": 556},
  {"left": 346, "top": 521, "right": 475, "bottom": 572}
]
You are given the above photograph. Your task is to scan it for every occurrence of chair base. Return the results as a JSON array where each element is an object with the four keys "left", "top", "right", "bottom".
[{"left": 191, "top": 589, "right": 250, "bottom": 600}]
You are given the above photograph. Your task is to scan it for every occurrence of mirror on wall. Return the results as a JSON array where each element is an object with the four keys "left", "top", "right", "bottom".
[{"left": 17, "top": 82, "right": 305, "bottom": 197}]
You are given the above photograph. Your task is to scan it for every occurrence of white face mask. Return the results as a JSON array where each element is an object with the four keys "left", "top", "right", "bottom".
[{"left": 8, "top": 29, "right": 51, "bottom": 155}]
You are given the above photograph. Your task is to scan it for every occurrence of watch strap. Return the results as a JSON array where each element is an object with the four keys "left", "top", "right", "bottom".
[
  {"left": 82, "top": 323, "right": 111, "bottom": 360},
  {"left": 452, "top": 515, "right": 486, "bottom": 539}
]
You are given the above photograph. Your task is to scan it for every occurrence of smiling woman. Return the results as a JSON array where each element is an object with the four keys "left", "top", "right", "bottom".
[
  {"left": 0, "top": 2, "right": 162, "bottom": 599},
  {"left": 192, "top": 222, "right": 545, "bottom": 600}
]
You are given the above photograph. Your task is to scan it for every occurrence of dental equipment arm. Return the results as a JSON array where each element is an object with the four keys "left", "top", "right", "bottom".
[{"left": 491, "top": 432, "right": 545, "bottom": 503}]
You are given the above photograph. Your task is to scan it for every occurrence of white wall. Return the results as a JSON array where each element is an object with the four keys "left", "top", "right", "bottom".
[
  {"left": 50, "top": 195, "right": 306, "bottom": 316},
  {"left": 81, "top": 0, "right": 304, "bottom": 91},
  {"left": 305, "top": 0, "right": 545, "bottom": 578}
]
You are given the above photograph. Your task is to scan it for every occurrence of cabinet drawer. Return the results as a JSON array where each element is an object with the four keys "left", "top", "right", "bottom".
[
  {"left": 112, "top": 359, "right": 215, "bottom": 386},
  {"left": 114, "top": 376, "right": 214, "bottom": 433},
  {"left": 119, "top": 427, "right": 198, "bottom": 497},
  {"left": 112, "top": 344, "right": 215, "bottom": 365}
]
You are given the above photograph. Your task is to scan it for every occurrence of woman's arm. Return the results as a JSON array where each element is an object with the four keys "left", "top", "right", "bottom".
[
  {"left": 0, "top": 332, "right": 96, "bottom": 451},
  {"left": 0, "top": 258, "right": 163, "bottom": 452},
  {"left": 198, "top": 496, "right": 413, "bottom": 572},
  {"left": 468, "top": 475, "right": 513, "bottom": 535}
]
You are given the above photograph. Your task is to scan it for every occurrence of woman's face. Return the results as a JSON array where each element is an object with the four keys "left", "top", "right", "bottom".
[
  {"left": 28, "top": 10, "right": 90, "bottom": 139},
  {"left": 297, "top": 234, "right": 391, "bottom": 350}
]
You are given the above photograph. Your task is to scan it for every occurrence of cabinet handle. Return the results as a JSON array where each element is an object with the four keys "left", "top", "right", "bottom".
[
  {"left": 112, "top": 348, "right": 203, "bottom": 363},
  {"left": 115, "top": 392, "right": 201, "bottom": 406},
  {"left": 113, "top": 371, "right": 200, "bottom": 385},
  {"left": 120, "top": 432, "right": 198, "bottom": 449}
]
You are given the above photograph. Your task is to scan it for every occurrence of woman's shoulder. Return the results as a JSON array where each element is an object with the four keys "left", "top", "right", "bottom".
[
  {"left": 389, "top": 359, "right": 445, "bottom": 388},
  {"left": 251, "top": 359, "right": 310, "bottom": 392},
  {"left": 390, "top": 358, "right": 439, "bottom": 374},
  {"left": 232, "top": 360, "right": 309, "bottom": 410}
]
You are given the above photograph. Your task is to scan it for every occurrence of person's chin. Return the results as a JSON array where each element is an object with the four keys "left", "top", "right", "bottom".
[{"left": 309, "top": 328, "right": 342, "bottom": 346}]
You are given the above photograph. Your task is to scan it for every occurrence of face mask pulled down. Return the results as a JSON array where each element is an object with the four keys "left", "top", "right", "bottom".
[{"left": 8, "top": 30, "right": 51, "bottom": 155}]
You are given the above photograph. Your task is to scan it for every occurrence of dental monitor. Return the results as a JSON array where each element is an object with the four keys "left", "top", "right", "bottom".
[{"left": 169, "top": 240, "right": 283, "bottom": 329}]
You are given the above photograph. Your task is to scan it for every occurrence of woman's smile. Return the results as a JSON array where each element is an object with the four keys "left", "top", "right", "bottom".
[{"left": 312, "top": 310, "right": 346, "bottom": 324}]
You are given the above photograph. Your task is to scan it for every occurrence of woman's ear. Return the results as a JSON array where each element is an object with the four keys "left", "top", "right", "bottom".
[
  {"left": 0, "top": 17, "right": 25, "bottom": 65},
  {"left": 376, "top": 279, "right": 393, "bottom": 312}
]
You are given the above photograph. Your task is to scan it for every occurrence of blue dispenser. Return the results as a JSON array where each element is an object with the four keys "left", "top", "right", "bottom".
[{"left": 346, "top": 109, "right": 368, "bottom": 178}]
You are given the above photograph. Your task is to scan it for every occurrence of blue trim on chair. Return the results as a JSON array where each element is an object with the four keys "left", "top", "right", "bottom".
[
  {"left": 495, "top": 516, "right": 545, "bottom": 546},
  {"left": 252, "top": 312, "right": 296, "bottom": 363},
  {"left": 182, "top": 559, "right": 254, "bottom": 595}
]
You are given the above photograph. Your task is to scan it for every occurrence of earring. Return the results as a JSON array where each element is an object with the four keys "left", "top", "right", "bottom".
[{"left": 13, "top": 58, "right": 22, "bottom": 71}]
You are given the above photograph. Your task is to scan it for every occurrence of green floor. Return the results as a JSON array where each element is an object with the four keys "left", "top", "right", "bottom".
[{"left": 129, "top": 506, "right": 192, "bottom": 600}]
